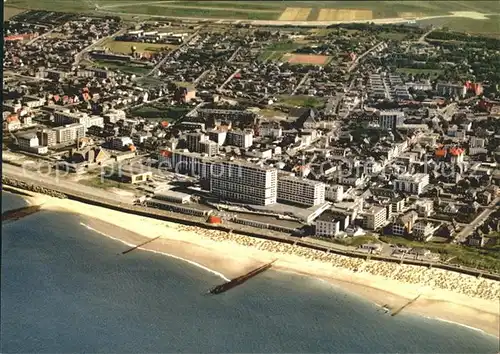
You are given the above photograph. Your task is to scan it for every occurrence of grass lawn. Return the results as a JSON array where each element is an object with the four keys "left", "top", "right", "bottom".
[
  {"left": 377, "top": 32, "right": 411, "bottom": 41},
  {"left": 102, "top": 39, "right": 176, "bottom": 54},
  {"left": 130, "top": 105, "right": 190, "bottom": 121},
  {"left": 4, "top": 7, "right": 26, "bottom": 21},
  {"left": 278, "top": 95, "right": 326, "bottom": 108},
  {"left": 92, "top": 60, "right": 151, "bottom": 75},
  {"left": 112, "top": 6, "right": 280, "bottom": 20},
  {"left": 417, "top": 15, "right": 500, "bottom": 38},
  {"left": 396, "top": 68, "right": 443, "bottom": 78},
  {"left": 380, "top": 235, "right": 500, "bottom": 273}
]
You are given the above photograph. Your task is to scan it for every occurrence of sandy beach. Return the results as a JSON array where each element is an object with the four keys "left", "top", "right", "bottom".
[{"left": 12, "top": 189, "right": 500, "bottom": 338}]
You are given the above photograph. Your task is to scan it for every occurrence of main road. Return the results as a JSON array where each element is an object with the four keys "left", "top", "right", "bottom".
[{"left": 454, "top": 197, "right": 500, "bottom": 243}]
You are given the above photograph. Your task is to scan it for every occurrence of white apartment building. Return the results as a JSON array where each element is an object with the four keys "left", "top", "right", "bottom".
[
  {"left": 54, "top": 111, "right": 104, "bottom": 130},
  {"left": 436, "top": 82, "right": 466, "bottom": 98},
  {"left": 16, "top": 133, "right": 48, "bottom": 154},
  {"left": 362, "top": 206, "right": 387, "bottom": 230},
  {"left": 210, "top": 161, "right": 277, "bottom": 205},
  {"left": 168, "top": 150, "right": 213, "bottom": 180},
  {"left": 415, "top": 198, "right": 434, "bottom": 217},
  {"left": 393, "top": 173, "right": 429, "bottom": 195},
  {"left": 277, "top": 175, "right": 325, "bottom": 207},
  {"left": 412, "top": 221, "right": 436, "bottom": 241},
  {"left": 226, "top": 130, "right": 253, "bottom": 149},
  {"left": 208, "top": 130, "right": 227, "bottom": 146},
  {"left": 379, "top": 110, "right": 404, "bottom": 130},
  {"left": 315, "top": 211, "right": 350, "bottom": 238},
  {"left": 325, "top": 184, "right": 344, "bottom": 202},
  {"left": 199, "top": 140, "right": 219, "bottom": 157},
  {"left": 53, "top": 123, "right": 85, "bottom": 144},
  {"left": 259, "top": 125, "right": 283, "bottom": 138}
]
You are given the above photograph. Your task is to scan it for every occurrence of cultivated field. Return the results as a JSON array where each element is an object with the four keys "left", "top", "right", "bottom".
[
  {"left": 285, "top": 54, "right": 331, "bottom": 66},
  {"left": 4, "top": 7, "right": 26, "bottom": 21},
  {"left": 278, "top": 8, "right": 312, "bottom": 21},
  {"left": 317, "top": 8, "right": 373, "bottom": 21}
]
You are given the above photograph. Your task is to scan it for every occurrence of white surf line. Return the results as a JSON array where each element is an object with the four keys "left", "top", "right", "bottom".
[{"left": 79, "top": 222, "right": 230, "bottom": 282}]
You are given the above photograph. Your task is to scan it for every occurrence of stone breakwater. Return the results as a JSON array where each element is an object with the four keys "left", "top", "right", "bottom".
[
  {"left": 177, "top": 225, "right": 500, "bottom": 301},
  {"left": 2, "top": 177, "right": 67, "bottom": 199}
]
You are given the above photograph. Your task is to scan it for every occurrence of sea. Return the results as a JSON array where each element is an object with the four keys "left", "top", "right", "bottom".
[{"left": 2, "top": 191, "right": 499, "bottom": 353}]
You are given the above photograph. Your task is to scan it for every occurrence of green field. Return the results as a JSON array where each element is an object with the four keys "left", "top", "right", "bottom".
[
  {"left": 92, "top": 60, "right": 151, "bottom": 75},
  {"left": 396, "top": 68, "right": 443, "bottom": 78},
  {"left": 4, "top": 1, "right": 500, "bottom": 35},
  {"left": 101, "top": 39, "right": 176, "bottom": 54},
  {"left": 278, "top": 95, "right": 326, "bottom": 108},
  {"left": 418, "top": 15, "right": 500, "bottom": 38}
]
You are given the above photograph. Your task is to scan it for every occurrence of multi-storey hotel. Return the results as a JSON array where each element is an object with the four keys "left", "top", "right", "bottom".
[
  {"left": 277, "top": 175, "right": 325, "bottom": 207},
  {"left": 210, "top": 161, "right": 277, "bottom": 206},
  {"left": 393, "top": 173, "right": 429, "bottom": 195}
]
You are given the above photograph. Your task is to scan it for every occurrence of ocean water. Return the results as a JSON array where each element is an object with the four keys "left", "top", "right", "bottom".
[{"left": 2, "top": 192, "right": 499, "bottom": 353}]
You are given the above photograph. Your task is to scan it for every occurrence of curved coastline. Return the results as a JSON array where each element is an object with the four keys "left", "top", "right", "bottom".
[{"left": 5, "top": 188, "right": 500, "bottom": 339}]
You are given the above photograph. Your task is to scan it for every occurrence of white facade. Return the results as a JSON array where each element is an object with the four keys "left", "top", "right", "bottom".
[
  {"left": 393, "top": 173, "right": 429, "bottom": 195},
  {"left": 413, "top": 221, "right": 435, "bottom": 241},
  {"left": 54, "top": 111, "right": 104, "bottom": 130},
  {"left": 363, "top": 206, "right": 387, "bottom": 230},
  {"left": 226, "top": 130, "right": 253, "bottom": 149},
  {"left": 316, "top": 219, "right": 340, "bottom": 237},
  {"left": 210, "top": 161, "right": 277, "bottom": 205},
  {"left": 53, "top": 123, "right": 85, "bottom": 144},
  {"left": 379, "top": 110, "right": 404, "bottom": 130},
  {"left": 277, "top": 175, "right": 325, "bottom": 207},
  {"left": 17, "top": 134, "right": 39, "bottom": 149},
  {"left": 112, "top": 136, "right": 134, "bottom": 150},
  {"left": 326, "top": 184, "right": 344, "bottom": 202}
]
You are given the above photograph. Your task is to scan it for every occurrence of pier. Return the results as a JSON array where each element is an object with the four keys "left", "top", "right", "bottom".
[
  {"left": 121, "top": 236, "right": 160, "bottom": 255},
  {"left": 2, "top": 205, "right": 43, "bottom": 222},
  {"left": 208, "top": 259, "right": 277, "bottom": 295}
]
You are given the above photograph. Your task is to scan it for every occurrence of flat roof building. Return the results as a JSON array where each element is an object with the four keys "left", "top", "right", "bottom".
[
  {"left": 210, "top": 161, "right": 277, "bottom": 206},
  {"left": 278, "top": 175, "right": 325, "bottom": 207}
]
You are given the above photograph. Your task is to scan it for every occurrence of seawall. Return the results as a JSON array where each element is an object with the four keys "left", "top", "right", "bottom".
[{"left": 2, "top": 175, "right": 499, "bottom": 282}]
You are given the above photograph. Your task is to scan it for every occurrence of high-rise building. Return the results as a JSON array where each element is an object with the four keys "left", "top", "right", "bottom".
[
  {"left": 199, "top": 140, "right": 219, "bottom": 157},
  {"left": 185, "top": 132, "right": 208, "bottom": 153},
  {"left": 52, "top": 123, "right": 85, "bottom": 144},
  {"left": 36, "top": 128, "right": 57, "bottom": 147},
  {"left": 210, "top": 161, "right": 277, "bottom": 205},
  {"left": 226, "top": 130, "right": 253, "bottom": 149},
  {"left": 277, "top": 175, "right": 325, "bottom": 206},
  {"left": 362, "top": 206, "right": 387, "bottom": 230},
  {"left": 379, "top": 110, "right": 404, "bottom": 130}
]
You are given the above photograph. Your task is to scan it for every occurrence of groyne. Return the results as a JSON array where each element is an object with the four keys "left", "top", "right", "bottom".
[
  {"left": 2, "top": 205, "right": 43, "bottom": 222},
  {"left": 208, "top": 260, "right": 276, "bottom": 295},
  {"left": 2, "top": 175, "right": 500, "bottom": 282}
]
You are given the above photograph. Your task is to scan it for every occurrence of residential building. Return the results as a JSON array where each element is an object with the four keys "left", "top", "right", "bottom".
[
  {"left": 315, "top": 211, "right": 350, "bottom": 238},
  {"left": 362, "top": 206, "right": 387, "bottom": 230},
  {"left": 393, "top": 173, "right": 429, "bottom": 195},
  {"left": 54, "top": 111, "right": 104, "bottom": 130},
  {"left": 412, "top": 221, "right": 436, "bottom": 241},
  {"left": 226, "top": 130, "right": 253, "bottom": 149},
  {"left": 379, "top": 110, "right": 404, "bottom": 130},
  {"left": 112, "top": 136, "right": 134, "bottom": 150},
  {"left": 199, "top": 140, "right": 219, "bottom": 157},
  {"left": 415, "top": 199, "right": 434, "bottom": 217},
  {"left": 326, "top": 184, "right": 344, "bottom": 202},
  {"left": 277, "top": 175, "right": 325, "bottom": 207},
  {"left": 16, "top": 133, "right": 48, "bottom": 154},
  {"left": 392, "top": 211, "right": 418, "bottom": 236},
  {"left": 53, "top": 123, "right": 85, "bottom": 144},
  {"left": 208, "top": 130, "right": 227, "bottom": 146},
  {"left": 186, "top": 132, "right": 208, "bottom": 153},
  {"left": 210, "top": 161, "right": 277, "bottom": 206},
  {"left": 436, "top": 82, "right": 466, "bottom": 98},
  {"left": 36, "top": 129, "right": 57, "bottom": 147}
]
